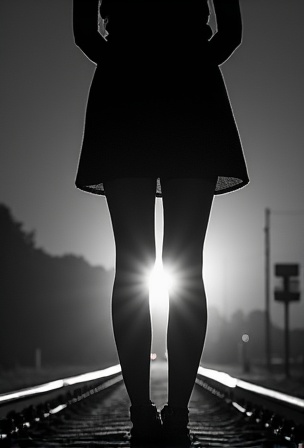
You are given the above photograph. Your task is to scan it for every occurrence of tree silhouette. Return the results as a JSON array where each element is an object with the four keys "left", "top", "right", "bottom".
[{"left": 0, "top": 204, "right": 117, "bottom": 368}]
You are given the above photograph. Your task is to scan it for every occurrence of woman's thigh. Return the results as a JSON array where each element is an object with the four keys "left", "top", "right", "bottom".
[
  {"left": 104, "top": 178, "right": 157, "bottom": 276},
  {"left": 161, "top": 177, "right": 217, "bottom": 275}
]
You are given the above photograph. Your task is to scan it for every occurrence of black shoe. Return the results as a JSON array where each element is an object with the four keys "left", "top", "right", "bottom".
[
  {"left": 130, "top": 401, "right": 162, "bottom": 446},
  {"left": 161, "top": 405, "right": 191, "bottom": 447}
]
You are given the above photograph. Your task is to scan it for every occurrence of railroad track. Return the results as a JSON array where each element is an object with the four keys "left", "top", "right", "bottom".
[{"left": 0, "top": 361, "right": 303, "bottom": 447}]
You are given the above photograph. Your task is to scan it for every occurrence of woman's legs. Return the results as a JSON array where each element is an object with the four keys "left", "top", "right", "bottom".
[
  {"left": 161, "top": 177, "right": 217, "bottom": 408},
  {"left": 104, "top": 178, "right": 157, "bottom": 406}
]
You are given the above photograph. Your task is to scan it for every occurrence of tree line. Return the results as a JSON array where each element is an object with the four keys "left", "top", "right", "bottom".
[{"left": 0, "top": 204, "right": 117, "bottom": 368}]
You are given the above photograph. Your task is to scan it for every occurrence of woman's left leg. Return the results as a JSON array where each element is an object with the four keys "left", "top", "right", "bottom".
[{"left": 161, "top": 176, "right": 217, "bottom": 409}]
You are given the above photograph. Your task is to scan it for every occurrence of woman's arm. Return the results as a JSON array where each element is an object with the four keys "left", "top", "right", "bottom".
[
  {"left": 208, "top": 0, "right": 242, "bottom": 66},
  {"left": 73, "top": 0, "right": 108, "bottom": 65}
]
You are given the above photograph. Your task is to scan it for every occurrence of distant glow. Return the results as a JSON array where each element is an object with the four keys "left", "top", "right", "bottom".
[
  {"left": 197, "top": 366, "right": 304, "bottom": 409},
  {"left": 149, "top": 259, "right": 171, "bottom": 309},
  {"left": 0, "top": 364, "right": 121, "bottom": 404},
  {"left": 242, "top": 334, "right": 249, "bottom": 343}
]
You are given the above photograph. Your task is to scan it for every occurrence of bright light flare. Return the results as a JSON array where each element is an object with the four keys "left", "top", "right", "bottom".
[{"left": 148, "top": 260, "right": 172, "bottom": 310}]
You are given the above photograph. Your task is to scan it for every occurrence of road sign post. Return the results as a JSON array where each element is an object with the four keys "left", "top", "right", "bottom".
[{"left": 274, "top": 264, "right": 300, "bottom": 378}]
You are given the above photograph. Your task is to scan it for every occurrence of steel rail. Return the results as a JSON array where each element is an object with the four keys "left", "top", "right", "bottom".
[
  {"left": 0, "top": 364, "right": 123, "bottom": 442},
  {"left": 0, "top": 364, "right": 121, "bottom": 406},
  {"left": 196, "top": 366, "right": 304, "bottom": 445},
  {"left": 1, "top": 363, "right": 303, "bottom": 446}
]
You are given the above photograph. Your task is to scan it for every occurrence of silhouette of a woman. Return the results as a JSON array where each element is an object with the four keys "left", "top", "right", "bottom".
[{"left": 73, "top": 0, "right": 249, "bottom": 445}]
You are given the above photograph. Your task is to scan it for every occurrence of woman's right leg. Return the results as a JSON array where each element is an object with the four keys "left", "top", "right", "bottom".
[{"left": 104, "top": 178, "right": 156, "bottom": 407}]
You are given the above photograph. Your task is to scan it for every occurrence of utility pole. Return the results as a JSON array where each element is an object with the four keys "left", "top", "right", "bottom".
[{"left": 265, "top": 208, "right": 271, "bottom": 371}]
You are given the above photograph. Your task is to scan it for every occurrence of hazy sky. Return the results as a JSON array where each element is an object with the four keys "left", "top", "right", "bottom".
[{"left": 1, "top": 1, "right": 304, "bottom": 329}]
